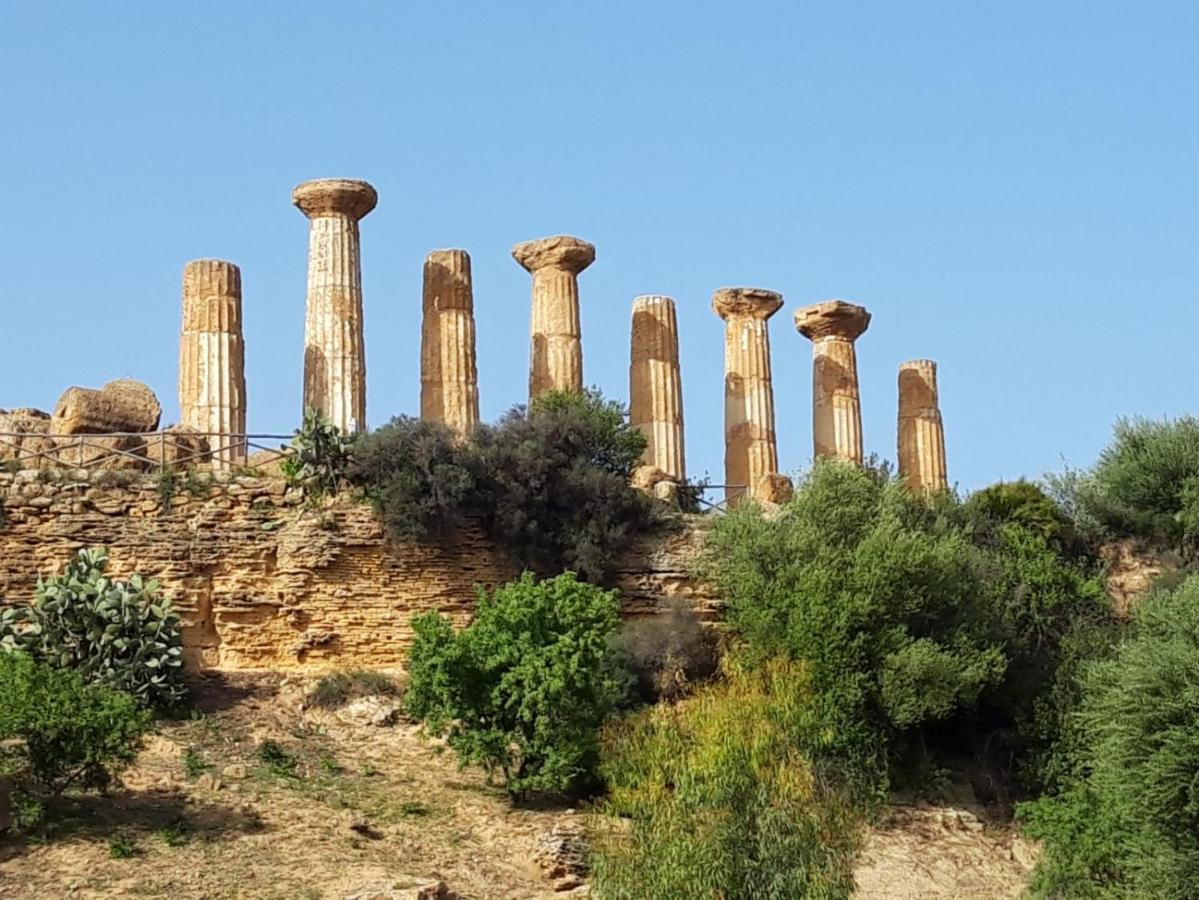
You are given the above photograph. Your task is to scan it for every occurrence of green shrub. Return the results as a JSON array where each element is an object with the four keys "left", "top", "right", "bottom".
[
  {"left": 256, "top": 739, "right": 299, "bottom": 779},
  {"left": 1022, "top": 575, "right": 1199, "bottom": 898},
  {"left": 306, "top": 669, "right": 401, "bottom": 710},
  {"left": 405, "top": 571, "right": 628, "bottom": 798},
  {"left": 528, "top": 388, "right": 647, "bottom": 477},
  {"left": 616, "top": 599, "right": 719, "bottom": 703},
  {"left": 0, "top": 548, "right": 186, "bottom": 708},
  {"left": 0, "top": 653, "right": 150, "bottom": 797},
  {"left": 590, "top": 658, "right": 860, "bottom": 899},
  {"left": 963, "top": 479, "right": 1074, "bottom": 550},
  {"left": 281, "top": 407, "right": 353, "bottom": 498}
]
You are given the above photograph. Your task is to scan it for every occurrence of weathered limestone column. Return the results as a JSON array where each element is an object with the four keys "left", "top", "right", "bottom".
[
  {"left": 179, "top": 259, "right": 246, "bottom": 466},
  {"left": 420, "top": 249, "right": 479, "bottom": 438},
  {"left": 712, "top": 287, "right": 783, "bottom": 503},
  {"left": 898, "top": 359, "right": 948, "bottom": 492},
  {"left": 794, "top": 300, "right": 871, "bottom": 465},
  {"left": 512, "top": 235, "right": 595, "bottom": 400},
  {"left": 629, "top": 295, "right": 685, "bottom": 481},
  {"left": 293, "top": 178, "right": 377, "bottom": 433}
]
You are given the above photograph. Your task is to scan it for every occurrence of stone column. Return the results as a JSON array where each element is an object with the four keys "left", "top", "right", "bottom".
[
  {"left": 512, "top": 235, "right": 595, "bottom": 400},
  {"left": 898, "top": 359, "right": 948, "bottom": 492},
  {"left": 293, "top": 178, "right": 377, "bottom": 434},
  {"left": 179, "top": 259, "right": 247, "bottom": 466},
  {"left": 794, "top": 300, "right": 871, "bottom": 465},
  {"left": 420, "top": 249, "right": 479, "bottom": 438},
  {"left": 712, "top": 287, "right": 783, "bottom": 503},
  {"left": 629, "top": 295, "right": 685, "bottom": 481}
]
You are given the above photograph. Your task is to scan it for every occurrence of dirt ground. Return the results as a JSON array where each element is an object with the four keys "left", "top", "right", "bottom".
[{"left": 0, "top": 673, "right": 1037, "bottom": 899}]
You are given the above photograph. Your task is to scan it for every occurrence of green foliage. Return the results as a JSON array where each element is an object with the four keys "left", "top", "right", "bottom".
[
  {"left": 256, "top": 740, "right": 299, "bottom": 779},
  {"left": 405, "top": 572, "right": 627, "bottom": 798},
  {"left": 0, "top": 653, "right": 150, "bottom": 797},
  {"left": 1022, "top": 576, "right": 1199, "bottom": 898},
  {"left": 616, "top": 599, "right": 720, "bottom": 703},
  {"left": 346, "top": 416, "right": 474, "bottom": 541},
  {"left": 963, "top": 479, "right": 1074, "bottom": 549},
  {"left": 306, "top": 669, "right": 401, "bottom": 710},
  {"left": 590, "top": 659, "right": 860, "bottom": 899},
  {"left": 0, "top": 548, "right": 187, "bottom": 708},
  {"left": 349, "top": 388, "right": 663, "bottom": 583},
  {"left": 108, "top": 835, "right": 139, "bottom": 858},
  {"left": 1056, "top": 416, "right": 1199, "bottom": 546},
  {"left": 181, "top": 747, "right": 210, "bottom": 779},
  {"left": 281, "top": 407, "right": 353, "bottom": 498}
]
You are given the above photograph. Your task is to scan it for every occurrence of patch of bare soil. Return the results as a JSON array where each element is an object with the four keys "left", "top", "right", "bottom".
[
  {"left": 852, "top": 802, "right": 1039, "bottom": 899},
  {"left": 0, "top": 673, "right": 575, "bottom": 900}
]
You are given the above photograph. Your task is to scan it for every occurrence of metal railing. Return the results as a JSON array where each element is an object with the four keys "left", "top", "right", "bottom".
[
  {"left": 0, "top": 432, "right": 294, "bottom": 474},
  {"left": 692, "top": 484, "right": 748, "bottom": 514}
]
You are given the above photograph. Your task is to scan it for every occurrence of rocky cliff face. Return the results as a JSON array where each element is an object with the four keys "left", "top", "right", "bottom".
[{"left": 0, "top": 469, "right": 716, "bottom": 671}]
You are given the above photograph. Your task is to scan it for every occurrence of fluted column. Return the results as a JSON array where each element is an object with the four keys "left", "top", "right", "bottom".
[
  {"left": 179, "top": 259, "right": 246, "bottom": 467},
  {"left": 421, "top": 249, "right": 479, "bottom": 438},
  {"left": 629, "top": 295, "right": 685, "bottom": 481},
  {"left": 898, "top": 359, "right": 948, "bottom": 493},
  {"left": 712, "top": 287, "right": 783, "bottom": 504},
  {"left": 512, "top": 235, "right": 595, "bottom": 400},
  {"left": 293, "top": 178, "right": 377, "bottom": 434},
  {"left": 795, "top": 300, "right": 871, "bottom": 465}
]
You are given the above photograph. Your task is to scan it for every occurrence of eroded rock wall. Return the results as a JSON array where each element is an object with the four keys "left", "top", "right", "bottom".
[{"left": 0, "top": 470, "right": 715, "bottom": 671}]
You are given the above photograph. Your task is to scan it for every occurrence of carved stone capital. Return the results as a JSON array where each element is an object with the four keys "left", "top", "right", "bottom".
[
  {"left": 511, "top": 235, "right": 595, "bottom": 274},
  {"left": 711, "top": 287, "right": 783, "bottom": 321},
  {"left": 292, "top": 178, "right": 378, "bottom": 220},
  {"left": 794, "top": 300, "right": 871, "bottom": 342}
]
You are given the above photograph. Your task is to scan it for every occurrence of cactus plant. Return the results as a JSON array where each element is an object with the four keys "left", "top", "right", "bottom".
[{"left": 0, "top": 548, "right": 186, "bottom": 708}]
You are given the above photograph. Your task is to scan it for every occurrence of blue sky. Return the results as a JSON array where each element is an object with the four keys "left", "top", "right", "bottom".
[{"left": 0, "top": 2, "right": 1195, "bottom": 491}]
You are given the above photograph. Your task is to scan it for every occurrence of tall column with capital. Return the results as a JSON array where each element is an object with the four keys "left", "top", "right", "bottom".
[
  {"left": 179, "top": 259, "right": 246, "bottom": 466},
  {"left": 629, "top": 295, "right": 685, "bottom": 481},
  {"left": 512, "top": 235, "right": 595, "bottom": 400},
  {"left": 712, "top": 287, "right": 783, "bottom": 503},
  {"left": 421, "top": 249, "right": 479, "bottom": 438},
  {"left": 898, "top": 359, "right": 948, "bottom": 492},
  {"left": 794, "top": 300, "right": 871, "bottom": 465},
  {"left": 293, "top": 178, "right": 377, "bottom": 433}
]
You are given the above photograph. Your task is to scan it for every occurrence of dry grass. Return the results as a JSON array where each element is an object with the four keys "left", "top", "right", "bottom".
[{"left": 0, "top": 672, "right": 573, "bottom": 899}]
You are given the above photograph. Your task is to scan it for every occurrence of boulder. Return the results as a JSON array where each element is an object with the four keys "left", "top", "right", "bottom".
[
  {"left": 631, "top": 464, "right": 668, "bottom": 492},
  {"left": 50, "top": 379, "right": 162, "bottom": 435},
  {"left": 755, "top": 473, "right": 794, "bottom": 505},
  {"left": 143, "top": 425, "right": 212, "bottom": 469},
  {"left": 0, "top": 408, "right": 54, "bottom": 465}
]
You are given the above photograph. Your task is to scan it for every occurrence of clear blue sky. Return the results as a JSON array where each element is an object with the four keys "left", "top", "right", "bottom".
[{"left": 1, "top": 2, "right": 1195, "bottom": 491}]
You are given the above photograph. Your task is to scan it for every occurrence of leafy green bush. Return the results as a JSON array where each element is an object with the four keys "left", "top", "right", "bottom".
[
  {"left": 405, "top": 572, "right": 627, "bottom": 798},
  {"left": 963, "top": 479, "right": 1074, "bottom": 549},
  {"left": 590, "top": 658, "right": 860, "bottom": 899},
  {"left": 616, "top": 599, "right": 719, "bottom": 703},
  {"left": 0, "top": 653, "right": 150, "bottom": 797},
  {"left": 1055, "top": 416, "right": 1199, "bottom": 547},
  {"left": 346, "top": 416, "right": 474, "bottom": 541},
  {"left": 1022, "top": 575, "right": 1199, "bottom": 898},
  {"left": 0, "top": 548, "right": 186, "bottom": 708},
  {"left": 527, "top": 388, "right": 647, "bottom": 477},
  {"left": 281, "top": 406, "right": 353, "bottom": 498}
]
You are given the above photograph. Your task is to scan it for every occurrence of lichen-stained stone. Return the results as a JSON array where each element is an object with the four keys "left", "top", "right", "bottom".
[
  {"left": 420, "top": 249, "right": 479, "bottom": 437},
  {"left": 794, "top": 300, "right": 871, "bottom": 465},
  {"left": 630, "top": 295, "right": 685, "bottom": 481},
  {"left": 712, "top": 287, "right": 783, "bottom": 505},
  {"left": 50, "top": 379, "right": 162, "bottom": 435},
  {"left": 512, "top": 235, "right": 595, "bottom": 400},
  {"left": 898, "top": 359, "right": 948, "bottom": 493},
  {"left": 293, "top": 178, "right": 377, "bottom": 434}
]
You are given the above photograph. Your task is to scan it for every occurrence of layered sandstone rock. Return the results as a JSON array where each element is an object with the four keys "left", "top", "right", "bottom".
[
  {"left": 0, "top": 409, "right": 53, "bottom": 465},
  {"left": 50, "top": 379, "right": 162, "bottom": 435},
  {"left": 795, "top": 300, "right": 871, "bottom": 465},
  {"left": 143, "top": 425, "right": 212, "bottom": 469},
  {"left": 420, "top": 249, "right": 479, "bottom": 437},
  {"left": 512, "top": 235, "right": 595, "bottom": 399},
  {"left": 179, "top": 259, "right": 247, "bottom": 466},
  {"left": 294, "top": 178, "right": 377, "bottom": 434},
  {"left": 897, "top": 359, "right": 948, "bottom": 493},
  {"left": 712, "top": 287, "right": 783, "bottom": 504},
  {"left": 630, "top": 295, "right": 685, "bottom": 481}
]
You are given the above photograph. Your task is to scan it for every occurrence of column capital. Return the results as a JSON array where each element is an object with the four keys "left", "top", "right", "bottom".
[
  {"left": 512, "top": 235, "right": 595, "bottom": 274},
  {"left": 711, "top": 287, "right": 783, "bottom": 321},
  {"left": 794, "top": 299, "right": 871, "bottom": 342},
  {"left": 292, "top": 178, "right": 378, "bottom": 220}
]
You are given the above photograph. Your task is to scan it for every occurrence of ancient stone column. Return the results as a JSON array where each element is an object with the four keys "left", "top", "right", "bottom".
[
  {"left": 712, "top": 287, "right": 783, "bottom": 503},
  {"left": 293, "top": 178, "right": 377, "bottom": 434},
  {"left": 420, "top": 249, "right": 479, "bottom": 438},
  {"left": 629, "top": 295, "right": 685, "bottom": 481},
  {"left": 794, "top": 300, "right": 871, "bottom": 465},
  {"left": 897, "top": 359, "right": 948, "bottom": 493},
  {"left": 512, "top": 235, "right": 595, "bottom": 400},
  {"left": 179, "top": 259, "right": 246, "bottom": 466}
]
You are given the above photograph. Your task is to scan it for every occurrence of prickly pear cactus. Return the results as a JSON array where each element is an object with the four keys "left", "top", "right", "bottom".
[{"left": 0, "top": 548, "right": 186, "bottom": 708}]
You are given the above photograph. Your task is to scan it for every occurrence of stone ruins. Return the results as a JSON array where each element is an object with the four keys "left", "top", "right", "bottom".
[{"left": 0, "top": 176, "right": 952, "bottom": 495}]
